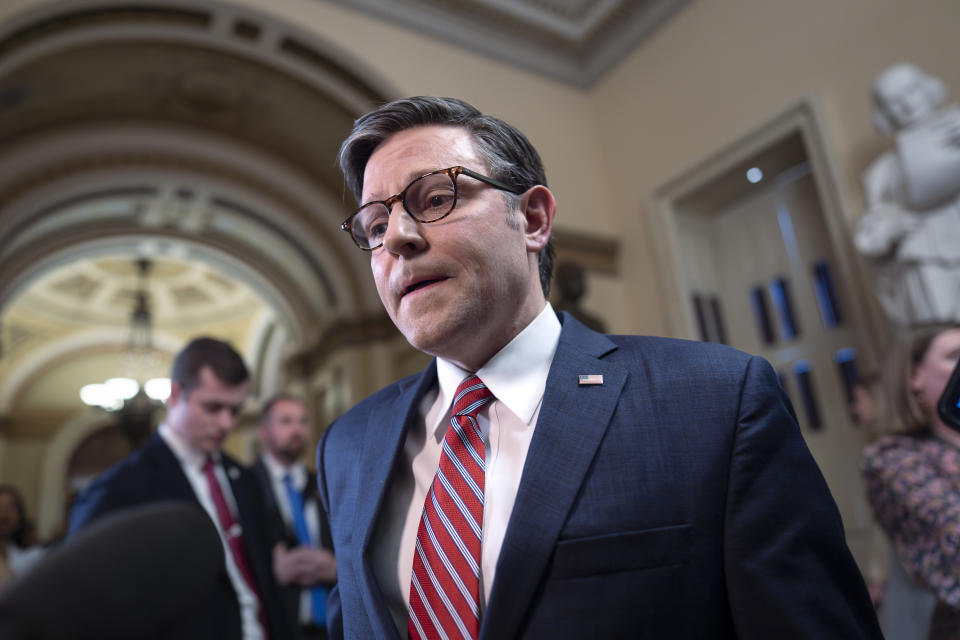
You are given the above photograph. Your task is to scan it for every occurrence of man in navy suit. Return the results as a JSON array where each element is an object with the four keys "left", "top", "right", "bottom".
[
  {"left": 70, "top": 337, "right": 289, "bottom": 640},
  {"left": 318, "top": 96, "right": 882, "bottom": 639}
]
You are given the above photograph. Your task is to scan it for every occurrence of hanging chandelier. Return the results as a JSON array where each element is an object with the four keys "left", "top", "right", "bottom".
[{"left": 79, "top": 259, "right": 169, "bottom": 445}]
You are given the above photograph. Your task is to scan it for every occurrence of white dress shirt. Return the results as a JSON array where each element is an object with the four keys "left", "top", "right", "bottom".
[
  {"left": 372, "top": 303, "right": 562, "bottom": 633},
  {"left": 260, "top": 452, "right": 322, "bottom": 624},
  {"left": 159, "top": 424, "right": 265, "bottom": 640},
  {"left": 5, "top": 544, "right": 44, "bottom": 577}
]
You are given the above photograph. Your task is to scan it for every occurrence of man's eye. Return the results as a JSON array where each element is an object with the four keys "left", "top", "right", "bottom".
[
  {"left": 425, "top": 191, "right": 453, "bottom": 207},
  {"left": 362, "top": 212, "right": 389, "bottom": 237},
  {"left": 369, "top": 221, "right": 388, "bottom": 238}
]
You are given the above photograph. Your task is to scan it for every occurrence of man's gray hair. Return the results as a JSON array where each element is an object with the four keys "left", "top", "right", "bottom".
[{"left": 338, "top": 96, "right": 555, "bottom": 296}]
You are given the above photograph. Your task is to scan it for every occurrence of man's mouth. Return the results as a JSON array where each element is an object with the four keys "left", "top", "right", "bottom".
[{"left": 404, "top": 278, "right": 443, "bottom": 297}]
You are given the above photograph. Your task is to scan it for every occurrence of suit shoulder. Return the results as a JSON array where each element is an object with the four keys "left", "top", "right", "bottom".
[
  {"left": 603, "top": 336, "right": 783, "bottom": 405},
  {"left": 69, "top": 448, "right": 154, "bottom": 533},
  {"left": 607, "top": 334, "right": 758, "bottom": 374},
  {"left": 356, "top": 370, "right": 424, "bottom": 409},
  {"left": 221, "top": 452, "right": 257, "bottom": 483},
  {"left": 220, "top": 449, "right": 245, "bottom": 469},
  {"left": 323, "top": 371, "right": 423, "bottom": 440},
  {"left": 246, "top": 457, "right": 270, "bottom": 484},
  {"left": 84, "top": 445, "right": 153, "bottom": 490}
]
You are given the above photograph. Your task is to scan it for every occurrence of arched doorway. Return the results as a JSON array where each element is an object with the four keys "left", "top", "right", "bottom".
[{"left": 0, "top": 0, "right": 399, "bottom": 537}]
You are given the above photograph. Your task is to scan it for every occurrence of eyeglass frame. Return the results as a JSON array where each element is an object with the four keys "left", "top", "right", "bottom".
[{"left": 340, "top": 165, "right": 524, "bottom": 250}]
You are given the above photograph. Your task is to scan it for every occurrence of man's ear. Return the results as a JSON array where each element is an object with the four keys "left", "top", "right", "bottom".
[
  {"left": 167, "top": 381, "right": 183, "bottom": 408},
  {"left": 520, "top": 185, "right": 556, "bottom": 253}
]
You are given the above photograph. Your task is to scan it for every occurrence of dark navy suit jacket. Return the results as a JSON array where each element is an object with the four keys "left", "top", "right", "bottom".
[
  {"left": 69, "top": 434, "right": 290, "bottom": 640},
  {"left": 316, "top": 313, "right": 882, "bottom": 639}
]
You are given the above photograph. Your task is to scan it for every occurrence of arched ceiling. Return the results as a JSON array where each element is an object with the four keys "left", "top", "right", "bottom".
[
  {"left": 0, "top": 0, "right": 392, "bottom": 434},
  {"left": 0, "top": 253, "right": 269, "bottom": 438},
  {"left": 1, "top": 39, "right": 360, "bottom": 201},
  {"left": 16, "top": 255, "right": 259, "bottom": 329}
]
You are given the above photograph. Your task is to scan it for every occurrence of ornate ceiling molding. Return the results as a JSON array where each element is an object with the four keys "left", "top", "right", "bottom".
[
  {"left": 0, "top": 122, "right": 381, "bottom": 319},
  {"left": 326, "top": 0, "right": 689, "bottom": 88},
  {"left": 0, "top": 0, "right": 391, "bottom": 113}
]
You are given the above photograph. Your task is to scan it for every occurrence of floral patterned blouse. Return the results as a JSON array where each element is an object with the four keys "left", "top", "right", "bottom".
[{"left": 863, "top": 434, "right": 960, "bottom": 639}]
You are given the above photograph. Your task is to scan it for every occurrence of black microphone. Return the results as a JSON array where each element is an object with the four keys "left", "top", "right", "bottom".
[
  {"left": 0, "top": 501, "right": 225, "bottom": 639},
  {"left": 939, "top": 358, "right": 960, "bottom": 432}
]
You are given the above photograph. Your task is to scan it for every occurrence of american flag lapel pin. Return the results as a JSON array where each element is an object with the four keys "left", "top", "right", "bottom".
[{"left": 579, "top": 374, "right": 604, "bottom": 386}]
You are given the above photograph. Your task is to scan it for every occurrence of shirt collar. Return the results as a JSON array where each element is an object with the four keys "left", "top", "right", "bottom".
[
  {"left": 158, "top": 422, "right": 218, "bottom": 471},
  {"left": 432, "top": 303, "right": 561, "bottom": 437},
  {"left": 262, "top": 451, "right": 306, "bottom": 487}
]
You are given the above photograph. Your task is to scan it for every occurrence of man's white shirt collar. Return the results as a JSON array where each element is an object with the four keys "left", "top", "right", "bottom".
[
  {"left": 262, "top": 451, "right": 306, "bottom": 489},
  {"left": 159, "top": 422, "right": 219, "bottom": 470},
  {"left": 432, "top": 303, "right": 561, "bottom": 436}
]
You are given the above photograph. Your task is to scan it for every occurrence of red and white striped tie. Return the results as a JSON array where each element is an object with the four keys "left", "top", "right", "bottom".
[{"left": 409, "top": 375, "right": 492, "bottom": 640}]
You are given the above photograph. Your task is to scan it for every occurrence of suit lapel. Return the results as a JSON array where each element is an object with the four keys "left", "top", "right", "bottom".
[
  {"left": 142, "top": 435, "right": 198, "bottom": 501},
  {"left": 253, "top": 459, "right": 281, "bottom": 519},
  {"left": 223, "top": 456, "right": 250, "bottom": 524},
  {"left": 354, "top": 361, "right": 439, "bottom": 639},
  {"left": 481, "top": 315, "right": 627, "bottom": 640}
]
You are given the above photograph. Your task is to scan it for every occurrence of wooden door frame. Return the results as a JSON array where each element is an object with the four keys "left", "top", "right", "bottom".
[{"left": 647, "top": 98, "right": 887, "bottom": 367}]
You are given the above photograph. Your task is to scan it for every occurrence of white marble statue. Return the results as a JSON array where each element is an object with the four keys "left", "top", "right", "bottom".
[{"left": 855, "top": 63, "right": 960, "bottom": 326}]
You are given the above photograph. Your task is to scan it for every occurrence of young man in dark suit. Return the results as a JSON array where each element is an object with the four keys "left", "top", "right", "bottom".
[
  {"left": 70, "top": 337, "right": 289, "bottom": 640},
  {"left": 252, "top": 394, "right": 336, "bottom": 639},
  {"left": 318, "top": 97, "right": 883, "bottom": 639}
]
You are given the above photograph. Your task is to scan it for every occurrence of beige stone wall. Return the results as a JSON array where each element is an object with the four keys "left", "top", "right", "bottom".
[
  {"left": 227, "top": 0, "right": 960, "bottom": 336},
  {"left": 2, "top": 0, "right": 957, "bottom": 338},
  {"left": 227, "top": 0, "right": 622, "bottom": 327},
  {"left": 593, "top": 0, "right": 960, "bottom": 334}
]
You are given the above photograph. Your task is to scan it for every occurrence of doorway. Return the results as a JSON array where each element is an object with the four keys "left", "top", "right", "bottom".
[{"left": 650, "top": 100, "right": 885, "bottom": 575}]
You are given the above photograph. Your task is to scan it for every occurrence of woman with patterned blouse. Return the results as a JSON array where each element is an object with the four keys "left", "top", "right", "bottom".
[{"left": 863, "top": 323, "right": 960, "bottom": 639}]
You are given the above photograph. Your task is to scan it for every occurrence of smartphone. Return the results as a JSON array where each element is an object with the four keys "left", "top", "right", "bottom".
[{"left": 938, "top": 358, "right": 960, "bottom": 431}]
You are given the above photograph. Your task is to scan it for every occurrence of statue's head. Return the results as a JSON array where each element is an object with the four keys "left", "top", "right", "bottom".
[{"left": 872, "top": 63, "right": 947, "bottom": 135}]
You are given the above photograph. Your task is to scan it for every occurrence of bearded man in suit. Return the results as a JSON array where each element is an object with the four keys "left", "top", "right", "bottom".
[
  {"left": 317, "top": 96, "right": 882, "bottom": 639},
  {"left": 251, "top": 394, "right": 336, "bottom": 639}
]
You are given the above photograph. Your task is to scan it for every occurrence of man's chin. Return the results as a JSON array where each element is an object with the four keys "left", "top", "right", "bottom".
[
  {"left": 283, "top": 446, "right": 306, "bottom": 460},
  {"left": 403, "top": 334, "right": 445, "bottom": 360},
  {"left": 399, "top": 320, "right": 453, "bottom": 355},
  {"left": 400, "top": 318, "right": 484, "bottom": 365},
  {"left": 200, "top": 440, "right": 223, "bottom": 455}
]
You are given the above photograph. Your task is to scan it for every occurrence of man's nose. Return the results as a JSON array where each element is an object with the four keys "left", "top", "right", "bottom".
[
  {"left": 382, "top": 203, "right": 426, "bottom": 255},
  {"left": 216, "top": 408, "right": 235, "bottom": 431}
]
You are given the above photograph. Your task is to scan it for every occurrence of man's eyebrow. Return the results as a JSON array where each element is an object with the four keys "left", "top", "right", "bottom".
[
  {"left": 363, "top": 166, "right": 442, "bottom": 202},
  {"left": 202, "top": 399, "right": 244, "bottom": 409}
]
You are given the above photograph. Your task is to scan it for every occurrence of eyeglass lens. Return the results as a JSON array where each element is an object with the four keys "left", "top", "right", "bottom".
[{"left": 350, "top": 171, "right": 457, "bottom": 249}]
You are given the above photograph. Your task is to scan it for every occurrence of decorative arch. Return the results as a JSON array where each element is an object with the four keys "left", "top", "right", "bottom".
[
  {"left": 0, "top": 0, "right": 398, "bottom": 325},
  {"left": 0, "top": 0, "right": 404, "bottom": 534},
  {"left": 0, "top": 121, "right": 382, "bottom": 326},
  {"left": 0, "top": 0, "right": 394, "bottom": 112},
  {"left": 0, "top": 327, "right": 181, "bottom": 415}
]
